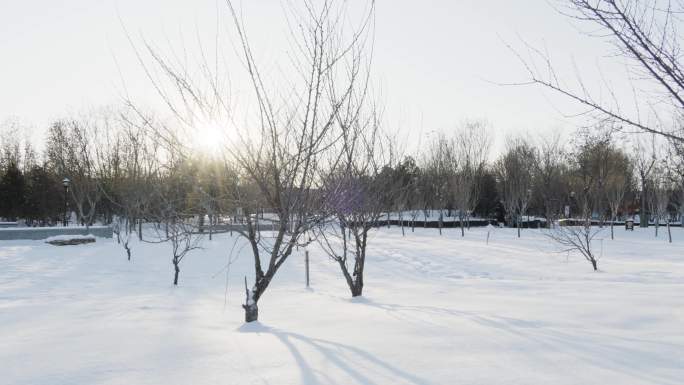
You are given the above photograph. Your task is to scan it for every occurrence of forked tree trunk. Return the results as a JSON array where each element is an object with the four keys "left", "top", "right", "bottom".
[
  {"left": 351, "top": 282, "right": 363, "bottom": 297},
  {"left": 337, "top": 257, "right": 364, "bottom": 297},
  {"left": 335, "top": 232, "right": 366, "bottom": 298},
  {"left": 244, "top": 302, "right": 258, "bottom": 322},
  {"left": 243, "top": 277, "right": 260, "bottom": 322}
]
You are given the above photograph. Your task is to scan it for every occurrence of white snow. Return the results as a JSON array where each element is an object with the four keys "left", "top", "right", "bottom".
[
  {"left": 44, "top": 234, "right": 96, "bottom": 242},
  {"left": 1, "top": 226, "right": 682, "bottom": 385},
  {"left": 0, "top": 226, "right": 110, "bottom": 232}
]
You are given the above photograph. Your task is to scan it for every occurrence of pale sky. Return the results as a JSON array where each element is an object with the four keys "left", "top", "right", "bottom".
[{"left": 0, "top": 0, "right": 633, "bottom": 156}]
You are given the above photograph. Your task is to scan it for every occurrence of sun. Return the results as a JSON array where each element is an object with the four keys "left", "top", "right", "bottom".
[{"left": 193, "top": 121, "right": 227, "bottom": 154}]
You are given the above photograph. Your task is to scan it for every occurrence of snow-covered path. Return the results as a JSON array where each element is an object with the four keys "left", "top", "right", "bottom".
[{"left": 1, "top": 227, "right": 682, "bottom": 384}]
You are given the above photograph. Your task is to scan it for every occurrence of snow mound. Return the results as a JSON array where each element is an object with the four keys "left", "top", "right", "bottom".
[{"left": 44, "top": 234, "right": 96, "bottom": 246}]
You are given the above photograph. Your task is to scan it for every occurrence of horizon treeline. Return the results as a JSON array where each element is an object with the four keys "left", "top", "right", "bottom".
[{"left": 1, "top": 108, "right": 682, "bottom": 229}]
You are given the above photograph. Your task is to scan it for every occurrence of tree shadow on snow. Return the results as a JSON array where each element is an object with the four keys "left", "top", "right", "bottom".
[
  {"left": 355, "top": 299, "right": 683, "bottom": 385},
  {"left": 238, "top": 322, "right": 428, "bottom": 385}
]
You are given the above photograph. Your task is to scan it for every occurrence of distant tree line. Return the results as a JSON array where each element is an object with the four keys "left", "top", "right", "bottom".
[{"left": 2, "top": 114, "right": 682, "bottom": 233}]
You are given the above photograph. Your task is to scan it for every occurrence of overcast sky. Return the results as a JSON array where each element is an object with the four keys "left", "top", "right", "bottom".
[{"left": 0, "top": 0, "right": 630, "bottom": 155}]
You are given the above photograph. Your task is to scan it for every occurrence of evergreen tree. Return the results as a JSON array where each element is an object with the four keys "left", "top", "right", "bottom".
[
  {"left": 473, "top": 171, "right": 499, "bottom": 218},
  {"left": 24, "top": 165, "right": 63, "bottom": 224},
  {"left": 0, "top": 162, "right": 26, "bottom": 221}
]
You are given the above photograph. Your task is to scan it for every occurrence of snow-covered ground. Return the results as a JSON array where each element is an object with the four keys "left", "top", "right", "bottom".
[
  {"left": 44, "top": 234, "right": 96, "bottom": 242},
  {"left": 1, "top": 226, "right": 682, "bottom": 385}
]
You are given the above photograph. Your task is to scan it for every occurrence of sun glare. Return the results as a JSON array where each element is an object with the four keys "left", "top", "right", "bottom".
[{"left": 192, "top": 122, "right": 226, "bottom": 155}]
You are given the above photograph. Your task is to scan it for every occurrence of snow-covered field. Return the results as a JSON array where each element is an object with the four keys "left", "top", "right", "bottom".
[{"left": 1, "top": 226, "right": 682, "bottom": 385}]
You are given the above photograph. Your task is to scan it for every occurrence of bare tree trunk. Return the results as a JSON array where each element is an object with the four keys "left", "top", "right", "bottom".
[
  {"left": 243, "top": 277, "right": 259, "bottom": 322},
  {"left": 173, "top": 261, "right": 180, "bottom": 285},
  {"left": 351, "top": 282, "right": 363, "bottom": 297},
  {"left": 438, "top": 210, "right": 443, "bottom": 235},
  {"left": 610, "top": 217, "right": 615, "bottom": 240},
  {"left": 641, "top": 186, "right": 649, "bottom": 228},
  {"left": 400, "top": 212, "right": 405, "bottom": 236},
  {"left": 668, "top": 220, "right": 672, "bottom": 243},
  {"left": 244, "top": 302, "right": 258, "bottom": 322}
]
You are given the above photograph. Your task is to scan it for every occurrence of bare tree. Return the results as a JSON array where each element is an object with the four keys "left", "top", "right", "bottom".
[
  {"left": 112, "top": 214, "right": 134, "bottom": 260},
  {"left": 127, "top": 0, "right": 375, "bottom": 321},
  {"left": 146, "top": 149, "right": 204, "bottom": 285},
  {"left": 649, "top": 163, "right": 674, "bottom": 241},
  {"left": 167, "top": 218, "right": 203, "bottom": 285},
  {"left": 391, "top": 156, "right": 420, "bottom": 236},
  {"left": 574, "top": 130, "right": 632, "bottom": 233},
  {"left": 533, "top": 134, "right": 568, "bottom": 227},
  {"left": 495, "top": 139, "right": 536, "bottom": 237},
  {"left": 605, "top": 158, "right": 631, "bottom": 240},
  {"left": 589, "top": 135, "right": 612, "bottom": 227},
  {"left": 118, "top": 108, "right": 162, "bottom": 241},
  {"left": 423, "top": 135, "right": 456, "bottom": 235},
  {"left": 0, "top": 119, "right": 24, "bottom": 173},
  {"left": 548, "top": 170, "right": 602, "bottom": 271},
  {"left": 415, "top": 166, "right": 436, "bottom": 228},
  {"left": 146, "top": 194, "right": 204, "bottom": 286},
  {"left": 96, "top": 107, "right": 164, "bottom": 261},
  {"left": 46, "top": 117, "right": 103, "bottom": 230},
  {"left": 513, "top": 0, "right": 684, "bottom": 143},
  {"left": 667, "top": 144, "right": 684, "bottom": 231},
  {"left": 547, "top": 220, "right": 602, "bottom": 271},
  {"left": 633, "top": 136, "right": 657, "bottom": 227},
  {"left": 227, "top": 0, "right": 376, "bottom": 322},
  {"left": 315, "top": 109, "right": 394, "bottom": 297},
  {"left": 451, "top": 121, "right": 491, "bottom": 237}
]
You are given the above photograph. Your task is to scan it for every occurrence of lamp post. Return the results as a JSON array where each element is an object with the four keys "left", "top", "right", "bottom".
[{"left": 62, "top": 177, "right": 70, "bottom": 227}]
